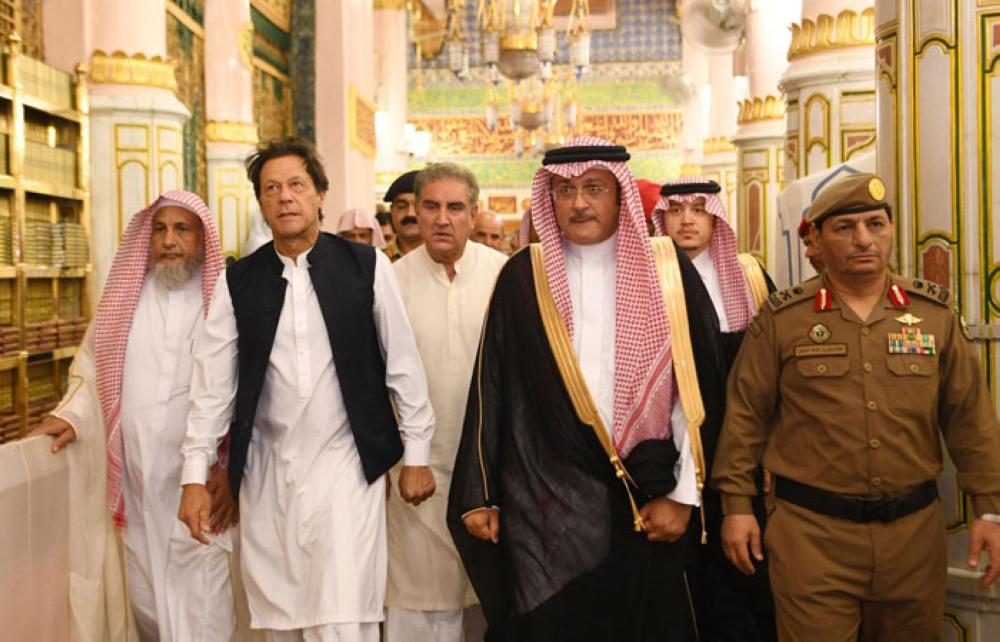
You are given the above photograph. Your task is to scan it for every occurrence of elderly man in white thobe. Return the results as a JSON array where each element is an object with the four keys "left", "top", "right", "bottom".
[
  {"left": 178, "top": 137, "right": 436, "bottom": 642},
  {"left": 32, "top": 190, "right": 237, "bottom": 641},
  {"left": 386, "top": 163, "right": 506, "bottom": 641}
]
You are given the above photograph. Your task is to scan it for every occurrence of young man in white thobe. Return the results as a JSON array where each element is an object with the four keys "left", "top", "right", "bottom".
[
  {"left": 386, "top": 163, "right": 507, "bottom": 642},
  {"left": 655, "top": 177, "right": 777, "bottom": 641},
  {"left": 32, "top": 191, "right": 237, "bottom": 641},
  {"left": 178, "top": 138, "right": 436, "bottom": 642}
]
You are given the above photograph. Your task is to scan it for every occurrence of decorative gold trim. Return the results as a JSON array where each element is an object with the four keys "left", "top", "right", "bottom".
[
  {"left": 737, "top": 95, "right": 785, "bottom": 124},
  {"left": 737, "top": 253, "right": 769, "bottom": 309},
  {"left": 206, "top": 120, "right": 259, "bottom": 145},
  {"left": 650, "top": 236, "right": 708, "bottom": 543},
  {"left": 238, "top": 22, "right": 255, "bottom": 70},
  {"left": 679, "top": 163, "right": 701, "bottom": 177},
  {"left": 703, "top": 136, "right": 736, "bottom": 155},
  {"left": 251, "top": 56, "right": 290, "bottom": 83},
  {"left": 166, "top": 2, "right": 206, "bottom": 38},
  {"left": 501, "top": 32, "right": 538, "bottom": 50},
  {"left": 804, "top": 93, "right": 831, "bottom": 174},
  {"left": 348, "top": 86, "right": 377, "bottom": 159},
  {"left": 530, "top": 243, "right": 645, "bottom": 532},
  {"left": 374, "top": 0, "right": 407, "bottom": 9},
  {"left": 251, "top": 0, "right": 291, "bottom": 33},
  {"left": 788, "top": 8, "right": 876, "bottom": 61},
  {"left": 89, "top": 50, "right": 178, "bottom": 93}
]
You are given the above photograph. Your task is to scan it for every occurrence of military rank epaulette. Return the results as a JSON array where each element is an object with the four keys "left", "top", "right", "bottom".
[
  {"left": 895, "top": 276, "right": 953, "bottom": 307},
  {"left": 765, "top": 280, "right": 818, "bottom": 312}
]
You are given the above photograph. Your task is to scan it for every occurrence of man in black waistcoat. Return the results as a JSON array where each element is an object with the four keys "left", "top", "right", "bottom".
[{"left": 178, "top": 137, "right": 436, "bottom": 641}]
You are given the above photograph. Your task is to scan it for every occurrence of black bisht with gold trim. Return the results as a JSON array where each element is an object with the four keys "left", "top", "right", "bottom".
[{"left": 447, "top": 243, "right": 726, "bottom": 642}]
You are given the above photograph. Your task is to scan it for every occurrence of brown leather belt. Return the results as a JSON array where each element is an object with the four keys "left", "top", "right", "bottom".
[{"left": 775, "top": 476, "right": 937, "bottom": 523}]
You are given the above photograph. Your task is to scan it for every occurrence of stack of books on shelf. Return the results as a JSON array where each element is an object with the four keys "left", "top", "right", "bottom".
[
  {"left": 52, "top": 221, "right": 87, "bottom": 267},
  {"left": 24, "top": 320, "right": 58, "bottom": 353},
  {"left": 56, "top": 317, "right": 87, "bottom": 348},
  {"left": 0, "top": 326, "right": 19, "bottom": 356}
]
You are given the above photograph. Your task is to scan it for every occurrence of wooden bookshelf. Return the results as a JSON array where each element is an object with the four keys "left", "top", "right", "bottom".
[{"left": 0, "top": 33, "right": 90, "bottom": 444}]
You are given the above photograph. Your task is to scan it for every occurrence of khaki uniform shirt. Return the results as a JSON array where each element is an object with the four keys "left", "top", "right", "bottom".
[{"left": 713, "top": 273, "right": 1000, "bottom": 517}]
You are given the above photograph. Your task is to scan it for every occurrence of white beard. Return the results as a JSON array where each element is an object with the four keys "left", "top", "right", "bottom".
[{"left": 151, "top": 257, "right": 202, "bottom": 289}]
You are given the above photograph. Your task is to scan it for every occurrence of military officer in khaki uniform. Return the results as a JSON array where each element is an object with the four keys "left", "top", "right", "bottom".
[{"left": 713, "top": 172, "right": 1000, "bottom": 642}]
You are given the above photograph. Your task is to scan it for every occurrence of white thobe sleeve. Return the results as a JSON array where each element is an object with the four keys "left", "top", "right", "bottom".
[
  {"left": 180, "top": 271, "right": 238, "bottom": 486},
  {"left": 372, "top": 250, "right": 434, "bottom": 466},
  {"left": 666, "top": 398, "right": 701, "bottom": 507},
  {"left": 51, "top": 323, "right": 100, "bottom": 440}
]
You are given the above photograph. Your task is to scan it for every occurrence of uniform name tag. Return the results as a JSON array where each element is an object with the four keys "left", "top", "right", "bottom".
[
  {"left": 794, "top": 344, "right": 848, "bottom": 357},
  {"left": 887, "top": 327, "right": 936, "bottom": 355}
]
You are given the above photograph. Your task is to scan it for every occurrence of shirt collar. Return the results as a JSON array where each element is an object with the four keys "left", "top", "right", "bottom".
[
  {"left": 691, "top": 249, "right": 716, "bottom": 280},
  {"left": 563, "top": 231, "right": 618, "bottom": 263},
  {"left": 275, "top": 243, "right": 314, "bottom": 279}
]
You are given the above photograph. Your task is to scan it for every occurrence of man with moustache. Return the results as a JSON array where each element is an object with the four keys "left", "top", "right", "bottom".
[
  {"left": 715, "top": 173, "right": 1000, "bottom": 641},
  {"left": 384, "top": 170, "right": 424, "bottom": 260},
  {"left": 448, "top": 136, "right": 724, "bottom": 641},
  {"left": 179, "top": 138, "right": 436, "bottom": 642},
  {"left": 32, "top": 191, "right": 236, "bottom": 641},
  {"left": 471, "top": 209, "right": 505, "bottom": 252},
  {"left": 386, "top": 163, "right": 507, "bottom": 641}
]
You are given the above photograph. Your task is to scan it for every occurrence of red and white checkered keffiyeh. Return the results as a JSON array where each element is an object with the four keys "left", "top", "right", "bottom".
[
  {"left": 530, "top": 135, "right": 674, "bottom": 457},
  {"left": 94, "top": 190, "right": 223, "bottom": 527},
  {"left": 653, "top": 177, "right": 757, "bottom": 332}
]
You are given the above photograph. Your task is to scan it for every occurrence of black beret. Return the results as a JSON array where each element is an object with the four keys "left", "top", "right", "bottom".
[{"left": 383, "top": 170, "right": 419, "bottom": 203}]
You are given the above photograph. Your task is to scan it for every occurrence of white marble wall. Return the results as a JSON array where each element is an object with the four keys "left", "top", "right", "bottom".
[{"left": 876, "top": 0, "right": 1000, "bottom": 637}]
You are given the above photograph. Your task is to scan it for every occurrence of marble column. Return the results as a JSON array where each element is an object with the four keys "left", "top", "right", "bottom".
[
  {"left": 43, "top": 0, "right": 189, "bottom": 304},
  {"left": 315, "top": 0, "right": 377, "bottom": 229},
  {"left": 204, "top": 0, "right": 259, "bottom": 259},
  {"left": 374, "top": 0, "right": 411, "bottom": 178},
  {"left": 781, "top": 0, "right": 876, "bottom": 185},
  {"left": 732, "top": 0, "right": 799, "bottom": 283},
  {"left": 699, "top": 52, "right": 738, "bottom": 229},
  {"left": 679, "top": 26, "right": 710, "bottom": 175},
  {"left": 775, "top": 0, "right": 876, "bottom": 284},
  {"left": 876, "top": 1, "right": 1000, "bottom": 635}
]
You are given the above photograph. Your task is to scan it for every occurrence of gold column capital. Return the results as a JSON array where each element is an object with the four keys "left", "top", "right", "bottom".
[
  {"left": 788, "top": 8, "right": 876, "bottom": 61},
  {"left": 88, "top": 50, "right": 178, "bottom": 93},
  {"left": 374, "top": 0, "right": 407, "bottom": 9},
  {"left": 205, "top": 120, "right": 259, "bottom": 145},
  {"left": 703, "top": 136, "right": 736, "bottom": 155},
  {"left": 737, "top": 95, "right": 785, "bottom": 125}
]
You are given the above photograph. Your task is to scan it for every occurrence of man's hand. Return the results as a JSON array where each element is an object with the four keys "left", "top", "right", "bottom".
[
  {"left": 398, "top": 465, "right": 435, "bottom": 506},
  {"left": 722, "top": 514, "right": 764, "bottom": 575},
  {"left": 639, "top": 497, "right": 692, "bottom": 543},
  {"left": 206, "top": 467, "right": 238, "bottom": 533},
  {"left": 463, "top": 508, "right": 500, "bottom": 543},
  {"left": 178, "top": 483, "right": 213, "bottom": 545},
  {"left": 968, "top": 518, "right": 1000, "bottom": 589},
  {"left": 27, "top": 416, "right": 76, "bottom": 453}
]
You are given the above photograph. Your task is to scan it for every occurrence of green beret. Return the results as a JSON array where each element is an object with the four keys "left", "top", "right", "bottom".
[{"left": 806, "top": 172, "right": 891, "bottom": 225}]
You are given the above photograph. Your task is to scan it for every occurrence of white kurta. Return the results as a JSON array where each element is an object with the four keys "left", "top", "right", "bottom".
[
  {"left": 386, "top": 242, "right": 507, "bottom": 615},
  {"left": 181, "top": 247, "right": 434, "bottom": 631},
  {"left": 691, "top": 250, "right": 729, "bottom": 332},
  {"left": 562, "top": 236, "right": 700, "bottom": 507},
  {"left": 56, "top": 273, "right": 235, "bottom": 642}
]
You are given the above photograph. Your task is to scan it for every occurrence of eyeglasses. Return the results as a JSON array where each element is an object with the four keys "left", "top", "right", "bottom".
[{"left": 553, "top": 184, "right": 613, "bottom": 202}]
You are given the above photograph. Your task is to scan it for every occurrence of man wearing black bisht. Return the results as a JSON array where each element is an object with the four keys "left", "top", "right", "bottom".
[
  {"left": 655, "top": 178, "right": 777, "bottom": 641},
  {"left": 447, "top": 136, "right": 726, "bottom": 641}
]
